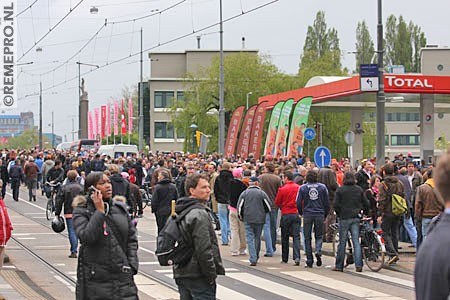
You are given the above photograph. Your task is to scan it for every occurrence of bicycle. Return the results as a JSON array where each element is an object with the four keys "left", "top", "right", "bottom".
[
  {"left": 330, "top": 217, "right": 386, "bottom": 272},
  {"left": 139, "top": 182, "right": 152, "bottom": 210},
  {"left": 45, "top": 182, "right": 61, "bottom": 220}
]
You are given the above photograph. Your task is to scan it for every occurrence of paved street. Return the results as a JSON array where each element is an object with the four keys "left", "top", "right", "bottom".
[{"left": 2, "top": 186, "right": 416, "bottom": 299}]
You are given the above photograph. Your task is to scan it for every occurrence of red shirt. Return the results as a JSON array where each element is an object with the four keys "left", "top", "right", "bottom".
[{"left": 275, "top": 181, "right": 300, "bottom": 215}]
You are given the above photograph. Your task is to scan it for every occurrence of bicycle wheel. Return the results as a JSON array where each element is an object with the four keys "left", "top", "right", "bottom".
[
  {"left": 363, "top": 233, "right": 385, "bottom": 272},
  {"left": 46, "top": 199, "right": 54, "bottom": 220}
]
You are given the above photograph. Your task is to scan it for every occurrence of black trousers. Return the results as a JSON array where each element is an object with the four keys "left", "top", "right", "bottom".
[
  {"left": 381, "top": 215, "right": 400, "bottom": 257},
  {"left": 155, "top": 212, "right": 170, "bottom": 234},
  {"left": 11, "top": 178, "right": 20, "bottom": 201}
]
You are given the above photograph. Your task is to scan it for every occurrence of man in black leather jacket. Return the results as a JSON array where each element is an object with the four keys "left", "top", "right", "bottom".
[{"left": 174, "top": 173, "right": 225, "bottom": 300}]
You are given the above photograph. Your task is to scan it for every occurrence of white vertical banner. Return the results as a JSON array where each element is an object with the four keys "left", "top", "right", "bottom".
[{"left": 1, "top": 1, "right": 17, "bottom": 109}]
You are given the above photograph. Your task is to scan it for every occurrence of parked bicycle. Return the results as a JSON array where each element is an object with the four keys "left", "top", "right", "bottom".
[
  {"left": 45, "top": 182, "right": 61, "bottom": 220},
  {"left": 330, "top": 217, "right": 386, "bottom": 272}
]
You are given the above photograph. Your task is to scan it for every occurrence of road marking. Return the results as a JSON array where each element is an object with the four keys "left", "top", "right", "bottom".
[
  {"left": 13, "top": 233, "right": 55, "bottom": 236},
  {"left": 134, "top": 275, "right": 179, "bottom": 299},
  {"left": 16, "top": 237, "right": 36, "bottom": 240},
  {"left": 155, "top": 269, "right": 173, "bottom": 274},
  {"left": 282, "top": 271, "right": 406, "bottom": 299},
  {"left": 55, "top": 264, "right": 66, "bottom": 266},
  {"left": 24, "top": 212, "right": 45, "bottom": 215},
  {"left": 162, "top": 273, "right": 256, "bottom": 300},
  {"left": 227, "top": 272, "right": 325, "bottom": 300},
  {"left": 32, "top": 216, "right": 49, "bottom": 219},
  {"left": 54, "top": 275, "right": 75, "bottom": 292},
  {"left": 139, "top": 261, "right": 160, "bottom": 265},
  {"left": 139, "top": 247, "right": 155, "bottom": 255},
  {"left": 351, "top": 271, "right": 414, "bottom": 288}
]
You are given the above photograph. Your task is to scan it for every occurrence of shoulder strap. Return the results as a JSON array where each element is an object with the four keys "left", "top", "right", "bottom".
[{"left": 105, "top": 216, "right": 129, "bottom": 265}]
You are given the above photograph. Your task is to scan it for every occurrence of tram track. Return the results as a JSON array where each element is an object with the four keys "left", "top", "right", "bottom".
[{"left": 6, "top": 191, "right": 179, "bottom": 294}]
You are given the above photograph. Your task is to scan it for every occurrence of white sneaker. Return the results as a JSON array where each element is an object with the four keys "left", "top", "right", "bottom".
[
  {"left": 239, "top": 250, "right": 247, "bottom": 255},
  {"left": 231, "top": 252, "right": 239, "bottom": 256}
]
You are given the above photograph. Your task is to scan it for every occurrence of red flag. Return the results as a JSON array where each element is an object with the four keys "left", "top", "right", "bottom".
[
  {"left": 224, "top": 106, "right": 245, "bottom": 158},
  {"left": 128, "top": 97, "right": 133, "bottom": 134},
  {"left": 107, "top": 103, "right": 111, "bottom": 136},
  {"left": 236, "top": 105, "right": 257, "bottom": 159},
  {"left": 94, "top": 108, "right": 100, "bottom": 138},
  {"left": 88, "top": 111, "right": 93, "bottom": 139},
  {"left": 121, "top": 99, "right": 126, "bottom": 135},
  {"left": 101, "top": 105, "right": 106, "bottom": 139},
  {"left": 114, "top": 101, "right": 118, "bottom": 136}
]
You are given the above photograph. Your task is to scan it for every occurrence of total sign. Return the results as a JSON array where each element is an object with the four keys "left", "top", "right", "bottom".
[{"left": 385, "top": 75, "right": 434, "bottom": 92}]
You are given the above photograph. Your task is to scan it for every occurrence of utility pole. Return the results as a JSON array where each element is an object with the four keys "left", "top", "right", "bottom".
[
  {"left": 139, "top": 27, "right": 144, "bottom": 151},
  {"left": 51, "top": 111, "right": 54, "bottom": 148},
  {"left": 218, "top": 0, "right": 225, "bottom": 155},
  {"left": 39, "top": 81, "right": 42, "bottom": 150},
  {"left": 376, "top": 0, "right": 385, "bottom": 169}
]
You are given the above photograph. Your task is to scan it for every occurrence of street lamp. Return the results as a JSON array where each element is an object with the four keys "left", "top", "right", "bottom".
[
  {"left": 76, "top": 62, "right": 99, "bottom": 139},
  {"left": 246, "top": 92, "right": 252, "bottom": 110},
  {"left": 189, "top": 123, "right": 198, "bottom": 154}
]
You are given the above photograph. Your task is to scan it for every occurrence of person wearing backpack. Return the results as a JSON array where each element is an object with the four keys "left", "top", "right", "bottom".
[
  {"left": 172, "top": 173, "right": 225, "bottom": 300},
  {"left": 55, "top": 170, "right": 83, "bottom": 258},
  {"left": 378, "top": 162, "right": 405, "bottom": 265},
  {"left": 415, "top": 168, "right": 444, "bottom": 241}
]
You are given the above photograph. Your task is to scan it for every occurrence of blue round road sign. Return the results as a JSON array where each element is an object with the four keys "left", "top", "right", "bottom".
[
  {"left": 304, "top": 127, "right": 316, "bottom": 141},
  {"left": 314, "top": 146, "right": 332, "bottom": 168}
]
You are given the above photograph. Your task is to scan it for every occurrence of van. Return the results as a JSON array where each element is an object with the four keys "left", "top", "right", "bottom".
[
  {"left": 70, "top": 139, "right": 101, "bottom": 153},
  {"left": 97, "top": 144, "right": 139, "bottom": 159}
]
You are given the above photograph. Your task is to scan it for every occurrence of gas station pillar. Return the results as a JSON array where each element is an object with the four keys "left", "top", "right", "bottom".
[
  {"left": 420, "top": 94, "right": 435, "bottom": 164},
  {"left": 351, "top": 107, "right": 364, "bottom": 166}
]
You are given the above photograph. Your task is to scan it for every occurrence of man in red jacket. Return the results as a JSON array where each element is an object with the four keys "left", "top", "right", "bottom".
[{"left": 275, "top": 170, "right": 301, "bottom": 265}]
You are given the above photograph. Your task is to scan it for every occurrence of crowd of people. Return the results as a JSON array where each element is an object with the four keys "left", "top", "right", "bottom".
[{"left": 0, "top": 147, "right": 448, "bottom": 299}]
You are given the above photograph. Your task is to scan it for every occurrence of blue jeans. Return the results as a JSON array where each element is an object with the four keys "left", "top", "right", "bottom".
[
  {"left": 175, "top": 277, "right": 216, "bottom": 300},
  {"left": 303, "top": 216, "right": 324, "bottom": 266},
  {"left": 269, "top": 208, "right": 279, "bottom": 252},
  {"left": 422, "top": 218, "right": 433, "bottom": 239},
  {"left": 335, "top": 218, "right": 363, "bottom": 269},
  {"left": 263, "top": 213, "right": 273, "bottom": 256},
  {"left": 403, "top": 216, "right": 417, "bottom": 247},
  {"left": 244, "top": 223, "right": 264, "bottom": 264},
  {"left": 66, "top": 218, "right": 78, "bottom": 254},
  {"left": 217, "top": 204, "right": 230, "bottom": 244},
  {"left": 280, "top": 214, "right": 301, "bottom": 263}
]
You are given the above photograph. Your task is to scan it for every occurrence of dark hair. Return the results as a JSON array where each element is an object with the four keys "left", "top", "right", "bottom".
[
  {"left": 265, "top": 163, "right": 275, "bottom": 173},
  {"left": 185, "top": 173, "right": 209, "bottom": 196},
  {"left": 283, "top": 170, "right": 294, "bottom": 181},
  {"left": 84, "top": 172, "right": 104, "bottom": 194},
  {"left": 343, "top": 172, "right": 356, "bottom": 185},
  {"left": 384, "top": 162, "right": 395, "bottom": 176},
  {"left": 67, "top": 170, "right": 78, "bottom": 182},
  {"left": 159, "top": 168, "right": 171, "bottom": 180},
  {"left": 305, "top": 170, "right": 318, "bottom": 183},
  {"left": 318, "top": 168, "right": 337, "bottom": 190},
  {"left": 426, "top": 168, "right": 433, "bottom": 179},
  {"left": 370, "top": 174, "right": 382, "bottom": 188}
]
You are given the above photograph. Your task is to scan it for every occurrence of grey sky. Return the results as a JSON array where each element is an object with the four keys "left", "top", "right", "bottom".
[{"left": 13, "top": 0, "right": 450, "bottom": 140}]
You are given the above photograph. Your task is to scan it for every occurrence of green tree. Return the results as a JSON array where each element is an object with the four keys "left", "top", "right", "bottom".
[
  {"left": 384, "top": 15, "right": 427, "bottom": 72},
  {"left": 355, "top": 20, "right": 375, "bottom": 72},
  {"left": 6, "top": 128, "right": 49, "bottom": 149},
  {"left": 298, "top": 11, "right": 345, "bottom": 86},
  {"left": 169, "top": 52, "right": 301, "bottom": 153}
]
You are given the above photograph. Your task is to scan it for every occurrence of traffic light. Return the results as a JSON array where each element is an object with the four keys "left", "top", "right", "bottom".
[{"left": 196, "top": 131, "right": 201, "bottom": 147}]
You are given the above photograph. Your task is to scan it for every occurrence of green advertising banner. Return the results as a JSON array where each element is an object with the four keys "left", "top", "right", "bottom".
[
  {"left": 273, "top": 99, "right": 294, "bottom": 158},
  {"left": 263, "top": 101, "right": 285, "bottom": 157},
  {"left": 286, "top": 97, "right": 313, "bottom": 158}
]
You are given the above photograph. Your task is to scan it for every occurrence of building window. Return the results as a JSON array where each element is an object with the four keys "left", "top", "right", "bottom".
[
  {"left": 155, "top": 122, "right": 174, "bottom": 138},
  {"left": 176, "top": 91, "right": 184, "bottom": 102},
  {"left": 176, "top": 128, "right": 185, "bottom": 139},
  {"left": 154, "top": 91, "right": 175, "bottom": 108},
  {"left": 391, "top": 135, "right": 420, "bottom": 146},
  {"left": 385, "top": 135, "right": 389, "bottom": 146},
  {"left": 386, "top": 112, "right": 419, "bottom": 122}
]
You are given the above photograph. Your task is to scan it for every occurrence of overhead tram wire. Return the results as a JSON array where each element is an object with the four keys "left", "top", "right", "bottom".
[
  {"left": 26, "top": 20, "right": 108, "bottom": 77},
  {"left": 41, "top": 0, "right": 280, "bottom": 93},
  {"left": 16, "top": 0, "right": 39, "bottom": 17},
  {"left": 17, "top": 0, "right": 87, "bottom": 62},
  {"left": 109, "top": 0, "right": 186, "bottom": 25}
]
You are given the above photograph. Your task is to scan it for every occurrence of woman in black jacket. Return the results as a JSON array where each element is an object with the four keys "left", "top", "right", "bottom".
[
  {"left": 72, "top": 172, "right": 139, "bottom": 300},
  {"left": 151, "top": 169, "right": 178, "bottom": 233},
  {"left": 333, "top": 172, "right": 368, "bottom": 272}
]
